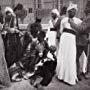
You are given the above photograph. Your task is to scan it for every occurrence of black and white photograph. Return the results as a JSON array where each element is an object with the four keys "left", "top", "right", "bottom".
[{"left": 0, "top": 0, "right": 90, "bottom": 90}]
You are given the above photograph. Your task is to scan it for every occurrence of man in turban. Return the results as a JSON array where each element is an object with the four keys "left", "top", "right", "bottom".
[{"left": 46, "top": 9, "right": 61, "bottom": 56}]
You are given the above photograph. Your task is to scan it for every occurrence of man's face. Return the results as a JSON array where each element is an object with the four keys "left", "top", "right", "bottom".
[
  {"left": 84, "top": 8, "right": 90, "bottom": 16},
  {"left": 68, "top": 8, "right": 76, "bottom": 18},
  {"left": 51, "top": 12, "right": 57, "bottom": 19}
]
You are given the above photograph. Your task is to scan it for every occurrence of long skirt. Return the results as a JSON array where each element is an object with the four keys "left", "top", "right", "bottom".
[
  {"left": 56, "top": 32, "right": 77, "bottom": 85},
  {"left": 47, "top": 31, "right": 57, "bottom": 47},
  {"left": 0, "top": 34, "right": 11, "bottom": 87},
  {"left": 4, "top": 33, "right": 22, "bottom": 67}
]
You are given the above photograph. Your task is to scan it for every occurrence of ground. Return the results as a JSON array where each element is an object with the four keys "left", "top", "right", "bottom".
[
  {"left": 0, "top": 73, "right": 90, "bottom": 90},
  {"left": 1, "top": 23, "right": 90, "bottom": 90}
]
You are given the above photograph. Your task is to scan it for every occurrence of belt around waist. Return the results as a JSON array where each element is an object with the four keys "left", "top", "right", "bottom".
[
  {"left": 50, "top": 28, "right": 57, "bottom": 31},
  {"left": 63, "top": 28, "right": 76, "bottom": 35}
]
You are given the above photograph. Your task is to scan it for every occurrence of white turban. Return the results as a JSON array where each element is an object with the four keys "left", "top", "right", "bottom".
[
  {"left": 67, "top": 3, "right": 78, "bottom": 11},
  {"left": 5, "top": 7, "right": 13, "bottom": 13},
  {"left": 51, "top": 9, "right": 60, "bottom": 17}
]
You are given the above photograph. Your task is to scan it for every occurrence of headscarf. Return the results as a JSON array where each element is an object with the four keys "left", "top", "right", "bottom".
[
  {"left": 51, "top": 9, "right": 60, "bottom": 17},
  {"left": 5, "top": 7, "right": 13, "bottom": 13},
  {"left": 67, "top": 2, "right": 77, "bottom": 11},
  {"left": 5, "top": 7, "right": 16, "bottom": 16}
]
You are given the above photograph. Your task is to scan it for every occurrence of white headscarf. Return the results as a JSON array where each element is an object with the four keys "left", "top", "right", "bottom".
[
  {"left": 51, "top": 9, "right": 60, "bottom": 17},
  {"left": 5, "top": 7, "right": 16, "bottom": 16},
  {"left": 5, "top": 7, "right": 13, "bottom": 13},
  {"left": 67, "top": 2, "right": 78, "bottom": 11}
]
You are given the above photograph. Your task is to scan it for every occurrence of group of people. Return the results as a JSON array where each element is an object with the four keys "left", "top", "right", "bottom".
[
  {"left": 0, "top": 1, "right": 90, "bottom": 90},
  {"left": 0, "top": 3, "right": 57, "bottom": 90},
  {"left": 47, "top": 1, "right": 90, "bottom": 86},
  {"left": 0, "top": 3, "right": 27, "bottom": 88}
]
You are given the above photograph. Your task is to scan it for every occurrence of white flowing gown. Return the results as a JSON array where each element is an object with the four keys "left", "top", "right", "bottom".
[
  {"left": 46, "top": 18, "right": 59, "bottom": 47},
  {"left": 56, "top": 17, "right": 82, "bottom": 85}
]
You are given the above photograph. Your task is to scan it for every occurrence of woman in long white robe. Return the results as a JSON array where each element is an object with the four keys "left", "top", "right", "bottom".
[
  {"left": 56, "top": 3, "right": 82, "bottom": 85},
  {"left": 46, "top": 9, "right": 60, "bottom": 47}
]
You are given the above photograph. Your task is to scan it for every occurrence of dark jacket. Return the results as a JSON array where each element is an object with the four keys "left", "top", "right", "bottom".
[
  {"left": 76, "top": 32, "right": 88, "bottom": 46},
  {"left": 70, "top": 14, "right": 90, "bottom": 46},
  {"left": 50, "top": 18, "right": 61, "bottom": 39},
  {"left": 77, "top": 14, "right": 90, "bottom": 46}
]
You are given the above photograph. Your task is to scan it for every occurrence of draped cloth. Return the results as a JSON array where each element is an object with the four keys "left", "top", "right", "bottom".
[
  {"left": 56, "top": 32, "right": 77, "bottom": 85},
  {"left": 4, "top": 33, "right": 22, "bottom": 68}
]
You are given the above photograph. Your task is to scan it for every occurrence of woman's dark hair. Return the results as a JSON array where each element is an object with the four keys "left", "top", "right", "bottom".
[
  {"left": 60, "top": 6, "right": 67, "bottom": 15},
  {"left": 6, "top": 11, "right": 11, "bottom": 15},
  {"left": 36, "top": 16, "right": 42, "bottom": 23},
  {"left": 14, "top": 3, "right": 23, "bottom": 11}
]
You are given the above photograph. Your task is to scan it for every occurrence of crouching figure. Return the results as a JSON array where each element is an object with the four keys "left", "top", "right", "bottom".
[{"left": 29, "top": 46, "right": 57, "bottom": 90}]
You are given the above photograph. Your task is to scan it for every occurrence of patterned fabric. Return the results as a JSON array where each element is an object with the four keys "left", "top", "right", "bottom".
[
  {"left": 0, "top": 34, "right": 11, "bottom": 86},
  {"left": 4, "top": 33, "right": 22, "bottom": 67}
]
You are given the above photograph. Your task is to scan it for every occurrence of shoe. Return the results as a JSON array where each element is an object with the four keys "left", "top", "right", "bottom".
[
  {"left": 11, "top": 77, "right": 22, "bottom": 82},
  {"left": 81, "top": 73, "right": 88, "bottom": 79},
  {"left": 24, "top": 72, "right": 34, "bottom": 80},
  {"left": 77, "top": 75, "right": 82, "bottom": 81},
  {"left": 11, "top": 73, "right": 22, "bottom": 82},
  {"left": 30, "top": 79, "right": 36, "bottom": 85},
  {"left": 34, "top": 84, "right": 45, "bottom": 90}
]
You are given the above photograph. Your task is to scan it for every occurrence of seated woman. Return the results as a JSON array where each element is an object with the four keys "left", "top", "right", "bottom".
[
  {"left": 9, "top": 31, "right": 49, "bottom": 81},
  {"left": 23, "top": 31, "right": 49, "bottom": 73},
  {"left": 3, "top": 7, "right": 22, "bottom": 68},
  {"left": 29, "top": 46, "right": 57, "bottom": 90}
]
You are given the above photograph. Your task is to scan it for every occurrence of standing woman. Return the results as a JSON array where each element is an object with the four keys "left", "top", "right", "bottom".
[
  {"left": 46, "top": 9, "right": 60, "bottom": 48},
  {"left": 3, "top": 7, "right": 22, "bottom": 68},
  {"left": 56, "top": 3, "right": 82, "bottom": 85},
  {"left": 0, "top": 16, "right": 11, "bottom": 87}
]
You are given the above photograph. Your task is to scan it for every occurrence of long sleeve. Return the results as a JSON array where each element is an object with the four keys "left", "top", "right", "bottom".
[
  {"left": 27, "top": 23, "right": 31, "bottom": 32},
  {"left": 60, "top": 19, "right": 64, "bottom": 34},
  {"left": 80, "top": 18, "right": 90, "bottom": 33},
  {"left": 69, "top": 16, "right": 90, "bottom": 33}
]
